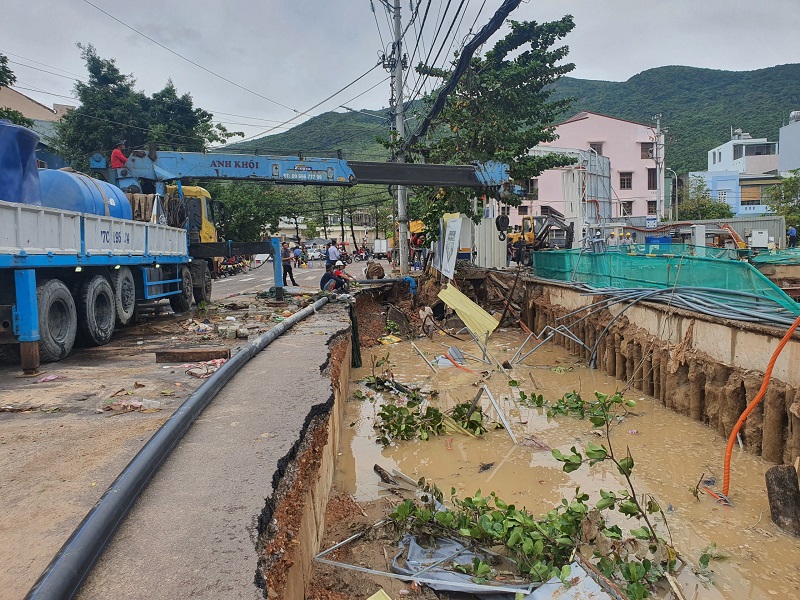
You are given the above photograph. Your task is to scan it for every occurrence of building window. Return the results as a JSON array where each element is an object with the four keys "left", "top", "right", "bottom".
[
  {"left": 589, "top": 142, "right": 603, "bottom": 156},
  {"left": 526, "top": 178, "right": 538, "bottom": 200},
  {"left": 620, "top": 201, "right": 633, "bottom": 216},
  {"left": 647, "top": 168, "right": 657, "bottom": 190},
  {"left": 717, "top": 190, "right": 727, "bottom": 203},
  {"left": 500, "top": 205, "right": 510, "bottom": 216},
  {"left": 517, "top": 205, "right": 529, "bottom": 216},
  {"left": 712, "top": 152, "right": 716, "bottom": 165},
  {"left": 741, "top": 185, "right": 765, "bottom": 206},
  {"left": 641, "top": 142, "right": 654, "bottom": 159},
  {"left": 619, "top": 172, "right": 632, "bottom": 190},
  {"left": 647, "top": 200, "right": 657, "bottom": 215}
]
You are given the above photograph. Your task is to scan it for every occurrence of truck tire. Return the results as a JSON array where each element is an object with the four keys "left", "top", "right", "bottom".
[
  {"left": 76, "top": 275, "right": 117, "bottom": 347},
  {"left": 110, "top": 266, "right": 136, "bottom": 326},
  {"left": 192, "top": 261, "right": 213, "bottom": 304},
  {"left": 169, "top": 265, "right": 193, "bottom": 314},
  {"left": 37, "top": 278, "right": 78, "bottom": 362}
]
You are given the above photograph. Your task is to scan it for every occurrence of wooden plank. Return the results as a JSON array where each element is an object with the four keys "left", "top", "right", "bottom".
[{"left": 154, "top": 347, "right": 231, "bottom": 363}]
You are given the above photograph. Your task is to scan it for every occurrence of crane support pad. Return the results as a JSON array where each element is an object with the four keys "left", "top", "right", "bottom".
[{"left": 349, "top": 161, "right": 491, "bottom": 188}]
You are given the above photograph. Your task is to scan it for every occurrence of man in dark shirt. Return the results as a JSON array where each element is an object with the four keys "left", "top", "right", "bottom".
[
  {"left": 281, "top": 242, "right": 298, "bottom": 286},
  {"left": 319, "top": 264, "right": 345, "bottom": 291}
]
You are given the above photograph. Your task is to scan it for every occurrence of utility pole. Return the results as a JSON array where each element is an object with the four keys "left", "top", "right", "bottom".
[
  {"left": 652, "top": 113, "right": 664, "bottom": 220},
  {"left": 391, "top": 0, "right": 410, "bottom": 275}
]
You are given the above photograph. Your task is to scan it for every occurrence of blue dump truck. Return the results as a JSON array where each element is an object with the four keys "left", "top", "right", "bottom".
[{"left": 0, "top": 121, "right": 281, "bottom": 373}]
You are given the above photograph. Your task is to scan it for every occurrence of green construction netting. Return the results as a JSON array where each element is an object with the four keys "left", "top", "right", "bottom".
[
  {"left": 751, "top": 248, "right": 800, "bottom": 265},
  {"left": 533, "top": 248, "right": 800, "bottom": 314},
  {"left": 603, "top": 243, "right": 745, "bottom": 260}
]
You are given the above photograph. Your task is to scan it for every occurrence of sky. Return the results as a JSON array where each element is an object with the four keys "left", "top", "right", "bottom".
[{"left": 3, "top": 0, "right": 799, "bottom": 142}]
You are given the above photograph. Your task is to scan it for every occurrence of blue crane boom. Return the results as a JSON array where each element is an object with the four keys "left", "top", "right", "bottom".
[{"left": 89, "top": 150, "right": 514, "bottom": 195}]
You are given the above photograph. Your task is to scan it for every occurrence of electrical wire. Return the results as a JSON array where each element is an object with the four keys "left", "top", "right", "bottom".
[
  {"left": 1, "top": 50, "right": 88, "bottom": 79},
  {"left": 401, "top": 0, "right": 524, "bottom": 155},
  {"left": 370, "top": 0, "right": 388, "bottom": 53},
  {"left": 78, "top": 0, "right": 298, "bottom": 113},
  {"left": 231, "top": 64, "right": 385, "bottom": 144}
]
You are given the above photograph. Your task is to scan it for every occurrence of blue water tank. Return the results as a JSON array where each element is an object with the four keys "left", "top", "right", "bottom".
[
  {"left": 38, "top": 169, "right": 133, "bottom": 220},
  {"left": 0, "top": 120, "right": 42, "bottom": 205},
  {"left": 645, "top": 236, "right": 672, "bottom": 245}
]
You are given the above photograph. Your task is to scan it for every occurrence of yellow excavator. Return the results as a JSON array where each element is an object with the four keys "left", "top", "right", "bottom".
[{"left": 507, "top": 213, "right": 575, "bottom": 265}]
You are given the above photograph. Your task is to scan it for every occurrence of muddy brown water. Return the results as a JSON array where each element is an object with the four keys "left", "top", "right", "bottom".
[{"left": 335, "top": 330, "right": 800, "bottom": 600}]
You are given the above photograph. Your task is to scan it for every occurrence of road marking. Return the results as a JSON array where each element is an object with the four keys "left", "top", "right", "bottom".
[{"left": 239, "top": 277, "right": 255, "bottom": 282}]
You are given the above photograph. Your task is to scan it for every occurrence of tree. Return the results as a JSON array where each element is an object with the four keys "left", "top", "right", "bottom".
[
  {"left": 204, "top": 182, "right": 283, "bottom": 242},
  {"left": 766, "top": 169, "right": 800, "bottom": 226},
  {"left": 676, "top": 175, "right": 734, "bottom": 220},
  {"left": 0, "top": 53, "right": 34, "bottom": 127},
  {"left": 331, "top": 188, "right": 356, "bottom": 244},
  {"left": 308, "top": 186, "right": 332, "bottom": 239},
  {"left": 403, "top": 16, "right": 578, "bottom": 237},
  {"left": 54, "top": 44, "right": 240, "bottom": 170},
  {"left": 276, "top": 186, "right": 311, "bottom": 243}
]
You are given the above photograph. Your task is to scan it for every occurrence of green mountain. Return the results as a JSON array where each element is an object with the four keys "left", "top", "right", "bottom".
[
  {"left": 229, "top": 64, "right": 800, "bottom": 173},
  {"left": 553, "top": 64, "right": 800, "bottom": 172},
  {"left": 227, "top": 110, "right": 390, "bottom": 161}
]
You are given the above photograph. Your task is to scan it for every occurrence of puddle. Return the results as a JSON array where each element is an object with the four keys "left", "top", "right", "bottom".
[{"left": 335, "top": 330, "right": 800, "bottom": 600}]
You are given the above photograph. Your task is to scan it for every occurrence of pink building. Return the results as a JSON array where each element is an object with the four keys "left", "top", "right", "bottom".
[{"left": 508, "top": 111, "right": 664, "bottom": 227}]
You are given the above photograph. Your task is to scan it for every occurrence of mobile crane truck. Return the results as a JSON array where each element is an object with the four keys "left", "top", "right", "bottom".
[{"left": 0, "top": 120, "right": 514, "bottom": 372}]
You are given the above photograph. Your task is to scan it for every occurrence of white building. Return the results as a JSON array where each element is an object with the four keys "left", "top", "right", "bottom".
[
  {"left": 778, "top": 111, "right": 800, "bottom": 173},
  {"left": 707, "top": 129, "right": 778, "bottom": 175}
]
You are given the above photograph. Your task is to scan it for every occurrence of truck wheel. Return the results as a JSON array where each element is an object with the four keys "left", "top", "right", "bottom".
[
  {"left": 522, "top": 249, "right": 533, "bottom": 267},
  {"left": 192, "top": 261, "right": 213, "bottom": 304},
  {"left": 37, "top": 278, "right": 78, "bottom": 362},
  {"left": 76, "top": 275, "right": 117, "bottom": 346},
  {"left": 169, "top": 265, "right": 193, "bottom": 314},
  {"left": 110, "top": 266, "right": 136, "bottom": 326}
]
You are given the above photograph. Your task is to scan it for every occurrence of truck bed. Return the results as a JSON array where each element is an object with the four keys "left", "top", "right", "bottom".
[{"left": 0, "top": 199, "right": 188, "bottom": 268}]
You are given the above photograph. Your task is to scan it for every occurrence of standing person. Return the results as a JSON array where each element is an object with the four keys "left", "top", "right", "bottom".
[
  {"left": 326, "top": 240, "right": 340, "bottom": 268},
  {"left": 110, "top": 140, "right": 128, "bottom": 169},
  {"left": 281, "top": 242, "right": 298, "bottom": 286},
  {"left": 293, "top": 245, "right": 302, "bottom": 267},
  {"left": 789, "top": 225, "right": 797, "bottom": 248}
]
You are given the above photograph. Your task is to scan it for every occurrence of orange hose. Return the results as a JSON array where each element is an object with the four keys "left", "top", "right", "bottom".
[
  {"left": 722, "top": 314, "right": 800, "bottom": 496},
  {"left": 444, "top": 352, "right": 478, "bottom": 374}
]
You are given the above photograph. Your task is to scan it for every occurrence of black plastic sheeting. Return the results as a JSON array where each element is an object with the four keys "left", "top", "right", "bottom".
[{"left": 25, "top": 297, "right": 329, "bottom": 600}]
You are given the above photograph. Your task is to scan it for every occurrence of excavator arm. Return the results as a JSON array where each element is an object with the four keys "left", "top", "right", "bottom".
[{"left": 533, "top": 215, "right": 575, "bottom": 250}]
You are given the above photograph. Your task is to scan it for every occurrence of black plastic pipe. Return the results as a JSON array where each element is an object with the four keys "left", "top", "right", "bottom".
[{"left": 25, "top": 297, "right": 330, "bottom": 600}]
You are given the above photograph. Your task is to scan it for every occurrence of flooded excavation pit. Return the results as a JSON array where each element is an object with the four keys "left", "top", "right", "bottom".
[{"left": 319, "top": 326, "right": 800, "bottom": 600}]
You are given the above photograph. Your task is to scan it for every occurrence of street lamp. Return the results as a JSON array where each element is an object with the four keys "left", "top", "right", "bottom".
[{"left": 666, "top": 168, "right": 678, "bottom": 221}]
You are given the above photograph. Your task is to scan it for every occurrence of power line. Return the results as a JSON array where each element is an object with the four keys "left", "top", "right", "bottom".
[
  {"left": 232, "top": 64, "right": 385, "bottom": 144},
  {"left": 402, "top": 0, "right": 524, "bottom": 154},
  {"left": 370, "top": 0, "right": 388, "bottom": 52},
  {"left": 7, "top": 60, "right": 88, "bottom": 83},
  {"left": 11, "top": 85, "right": 297, "bottom": 135},
  {"left": 1, "top": 50, "right": 87, "bottom": 79},
  {"left": 6, "top": 50, "right": 313, "bottom": 127},
  {"left": 79, "top": 0, "right": 299, "bottom": 113}
]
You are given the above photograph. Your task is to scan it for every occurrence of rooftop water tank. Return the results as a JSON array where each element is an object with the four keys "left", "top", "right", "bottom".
[
  {"left": 39, "top": 169, "right": 133, "bottom": 220},
  {"left": 0, "top": 120, "right": 42, "bottom": 205}
]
